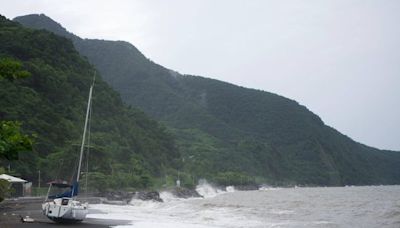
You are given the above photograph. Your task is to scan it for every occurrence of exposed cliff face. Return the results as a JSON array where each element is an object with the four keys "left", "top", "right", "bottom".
[{"left": 13, "top": 14, "right": 400, "bottom": 186}]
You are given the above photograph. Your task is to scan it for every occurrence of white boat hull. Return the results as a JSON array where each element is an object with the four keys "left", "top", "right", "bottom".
[
  {"left": 42, "top": 198, "right": 88, "bottom": 223},
  {"left": 42, "top": 82, "right": 93, "bottom": 223}
]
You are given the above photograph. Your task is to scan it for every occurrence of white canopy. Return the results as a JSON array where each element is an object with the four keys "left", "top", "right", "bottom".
[{"left": 0, "top": 174, "right": 27, "bottom": 183}]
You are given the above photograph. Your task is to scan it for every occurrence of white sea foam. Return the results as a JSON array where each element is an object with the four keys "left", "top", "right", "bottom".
[
  {"left": 258, "top": 185, "right": 281, "bottom": 191},
  {"left": 87, "top": 185, "right": 400, "bottom": 228},
  {"left": 87, "top": 180, "right": 263, "bottom": 227},
  {"left": 159, "top": 191, "right": 178, "bottom": 203},
  {"left": 114, "top": 222, "right": 216, "bottom": 228},
  {"left": 88, "top": 196, "right": 252, "bottom": 228},
  {"left": 128, "top": 198, "right": 161, "bottom": 208},
  {"left": 225, "top": 185, "right": 235, "bottom": 192},
  {"left": 195, "top": 179, "right": 224, "bottom": 198}
]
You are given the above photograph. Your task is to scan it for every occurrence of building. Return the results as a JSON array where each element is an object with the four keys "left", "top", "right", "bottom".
[{"left": 0, "top": 174, "right": 30, "bottom": 197}]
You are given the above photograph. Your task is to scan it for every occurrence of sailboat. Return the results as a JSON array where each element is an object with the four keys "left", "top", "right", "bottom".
[{"left": 42, "top": 80, "right": 94, "bottom": 223}]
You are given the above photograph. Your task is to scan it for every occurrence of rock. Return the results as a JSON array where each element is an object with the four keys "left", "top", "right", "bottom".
[
  {"left": 170, "top": 187, "right": 202, "bottom": 198},
  {"left": 102, "top": 200, "right": 128, "bottom": 205},
  {"left": 77, "top": 196, "right": 104, "bottom": 204},
  {"left": 234, "top": 185, "right": 259, "bottom": 191},
  {"left": 133, "top": 191, "right": 163, "bottom": 202},
  {"left": 95, "top": 191, "right": 135, "bottom": 202},
  {"left": 95, "top": 190, "right": 163, "bottom": 202}
]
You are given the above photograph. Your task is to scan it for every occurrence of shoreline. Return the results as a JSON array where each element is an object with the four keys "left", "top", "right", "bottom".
[{"left": 0, "top": 197, "right": 130, "bottom": 228}]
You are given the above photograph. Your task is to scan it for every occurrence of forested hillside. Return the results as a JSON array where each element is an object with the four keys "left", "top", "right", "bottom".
[
  {"left": 13, "top": 14, "right": 400, "bottom": 186},
  {"left": 0, "top": 15, "right": 181, "bottom": 190}
]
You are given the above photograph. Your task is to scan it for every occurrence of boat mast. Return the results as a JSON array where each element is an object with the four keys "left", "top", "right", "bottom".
[{"left": 76, "top": 80, "right": 94, "bottom": 183}]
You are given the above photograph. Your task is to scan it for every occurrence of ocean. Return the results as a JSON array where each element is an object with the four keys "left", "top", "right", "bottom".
[{"left": 87, "top": 183, "right": 400, "bottom": 228}]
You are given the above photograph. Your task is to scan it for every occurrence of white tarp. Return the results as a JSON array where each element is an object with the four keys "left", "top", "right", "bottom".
[{"left": 0, "top": 174, "right": 27, "bottom": 183}]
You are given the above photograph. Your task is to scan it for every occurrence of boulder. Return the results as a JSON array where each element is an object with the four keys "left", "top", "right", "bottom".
[
  {"left": 133, "top": 191, "right": 163, "bottom": 202},
  {"left": 95, "top": 191, "right": 135, "bottom": 202},
  {"left": 170, "top": 187, "right": 202, "bottom": 198},
  {"left": 234, "top": 185, "right": 259, "bottom": 191}
]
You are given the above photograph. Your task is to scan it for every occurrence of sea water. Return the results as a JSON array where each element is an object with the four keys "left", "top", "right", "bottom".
[{"left": 87, "top": 183, "right": 400, "bottom": 228}]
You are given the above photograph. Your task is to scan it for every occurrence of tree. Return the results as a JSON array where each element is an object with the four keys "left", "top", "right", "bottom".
[
  {"left": 0, "top": 58, "right": 34, "bottom": 202},
  {"left": 0, "top": 121, "right": 33, "bottom": 160},
  {"left": 0, "top": 57, "right": 33, "bottom": 162},
  {"left": 0, "top": 58, "right": 33, "bottom": 161},
  {"left": 0, "top": 167, "right": 10, "bottom": 202},
  {"left": 0, "top": 58, "right": 31, "bottom": 80},
  {"left": 0, "top": 179, "right": 10, "bottom": 202}
]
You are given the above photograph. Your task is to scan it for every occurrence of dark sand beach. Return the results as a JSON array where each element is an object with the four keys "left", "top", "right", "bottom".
[{"left": 0, "top": 198, "right": 129, "bottom": 228}]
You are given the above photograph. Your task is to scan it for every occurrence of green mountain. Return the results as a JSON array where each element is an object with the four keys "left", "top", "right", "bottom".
[
  {"left": 0, "top": 15, "right": 181, "bottom": 190},
  {"left": 13, "top": 14, "right": 400, "bottom": 186}
]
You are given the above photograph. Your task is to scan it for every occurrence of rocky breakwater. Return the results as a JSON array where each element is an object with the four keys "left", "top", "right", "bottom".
[
  {"left": 233, "top": 185, "right": 260, "bottom": 191},
  {"left": 95, "top": 187, "right": 202, "bottom": 205},
  {"left": 133, "top": 191, "right": 163, "bottom": 202},
  {"left": 95, "top": 191, "right": 135, "bottom": 205},
  {"left": 95, "top": 190, "right": 164, "bottom": 205},
  {"left": 169, "top": 187, "right": 203, "bottom": 199}
]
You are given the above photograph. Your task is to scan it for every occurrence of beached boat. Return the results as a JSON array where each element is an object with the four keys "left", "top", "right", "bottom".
[{"left": 42, "top": 80, "right": 94, "bottom": 223}]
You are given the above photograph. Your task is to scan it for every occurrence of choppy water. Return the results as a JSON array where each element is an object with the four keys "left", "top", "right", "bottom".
[{"left": 87, "top": 184, "right": 400, "bottom": 228}]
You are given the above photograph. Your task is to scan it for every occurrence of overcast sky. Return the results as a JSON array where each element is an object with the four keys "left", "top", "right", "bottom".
[{"left": 1, "top": 0, "right": 399, "bottom": 151}]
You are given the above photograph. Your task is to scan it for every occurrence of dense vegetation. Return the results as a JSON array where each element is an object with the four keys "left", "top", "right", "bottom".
[
  {"left": 0, "top": 15, "right": 181, "bottom": 192},
  {"left": 0, "top": 58, "right": 34, "bottom": 201},
  {"left": 0, "top": 59, "right": 34, "bottom": 161},
  {"left": 12, "top": 14, "right": 400, "bottom": 186}
]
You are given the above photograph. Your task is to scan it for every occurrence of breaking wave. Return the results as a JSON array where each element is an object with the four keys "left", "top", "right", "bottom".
[
  {"left": 195, "top": 179, "right": 225, "bottom": 198},
  {"left": 87, "top": 184, "right": 400, "bottom": 228}
]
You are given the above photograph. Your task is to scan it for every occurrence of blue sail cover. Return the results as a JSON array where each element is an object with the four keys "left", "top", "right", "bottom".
[{"left": 49, "top": 181, "right": 79, "bottom": 199}]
